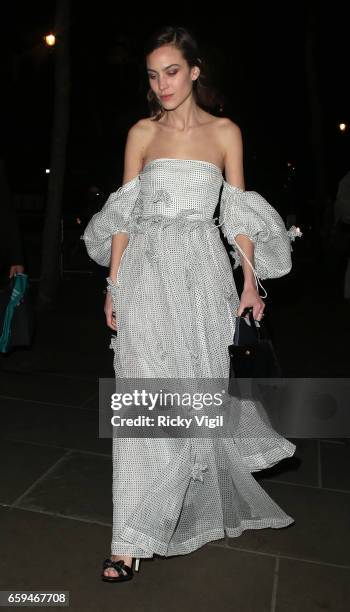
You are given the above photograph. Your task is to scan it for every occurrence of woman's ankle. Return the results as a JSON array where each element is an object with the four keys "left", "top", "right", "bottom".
[{"left": 111, "top": 554, "right": 132, "bottom": 565}]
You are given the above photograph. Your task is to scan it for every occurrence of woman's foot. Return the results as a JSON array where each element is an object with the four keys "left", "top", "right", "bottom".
[{"left": 103, "top": 555, "right": 132, "bottom": 578}]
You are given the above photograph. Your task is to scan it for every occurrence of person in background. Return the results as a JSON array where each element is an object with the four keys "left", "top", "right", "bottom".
[{"left": 0, "top": 157, "right": 25, "bottom": 282}]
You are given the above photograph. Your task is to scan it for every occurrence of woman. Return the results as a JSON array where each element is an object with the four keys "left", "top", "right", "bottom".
[{"left": 83, "top": 25, "right": 299, "bottom": 583}]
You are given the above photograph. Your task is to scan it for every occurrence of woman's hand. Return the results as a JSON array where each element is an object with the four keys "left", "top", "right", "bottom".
[
  {"left": 9, "top": 265, "right": 24, "bottom": 278},
  {"left": 237, "top": 285, "right": 265, "bottom": 321},
  {"left": 104, "top": 290, "right": 117, "bottom": 330}
]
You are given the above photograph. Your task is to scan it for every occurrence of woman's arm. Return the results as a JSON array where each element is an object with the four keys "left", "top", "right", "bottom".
[
  {"left": 221, "top": 120, "right": 265, "bottom": 320},
  {"left": 109, "top": 233, "right": 129, "bottom": 282},
  {"left": 105, "top": 123, "right": 147, "bottom": 327},
  {"left": 108, "top": 122, "right": 147, "bottom": 281}
]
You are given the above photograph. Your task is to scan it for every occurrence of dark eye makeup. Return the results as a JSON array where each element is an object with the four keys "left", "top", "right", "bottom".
[{"left": 148, "top": 70, "right": 178, "bottom": 79}]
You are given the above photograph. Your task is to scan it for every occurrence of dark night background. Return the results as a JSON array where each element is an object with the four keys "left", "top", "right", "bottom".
[
  {"left": 1, "top": 2, "right": 349, "bottom": 275},
  {"left": 2, "top": 5, "right": 350, "bottom": 604}
]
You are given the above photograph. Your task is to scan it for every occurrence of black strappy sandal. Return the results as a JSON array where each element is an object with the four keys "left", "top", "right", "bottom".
[{"left": 101, "top": 558, "right": 140, "bottom": 582}]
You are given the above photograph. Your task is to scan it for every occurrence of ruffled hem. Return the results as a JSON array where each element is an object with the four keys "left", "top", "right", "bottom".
[
  {"left": 110, "top": 436, "right": 296, "bottom": 558},
  {"left": 111, "top": 516, "right": 295, "bottom": 558},
  {"left": 175, "top": 516, "right": 295, "bottom": 557},
  {"left": 111, "top": 528, "right": 226, "bottom": 557},
  {"left": 237, "top": 438, "right": 296, "bottom": 472}
]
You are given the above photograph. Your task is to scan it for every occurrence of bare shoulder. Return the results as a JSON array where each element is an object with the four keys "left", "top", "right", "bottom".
[
  {"left": 215, "top": 117, "right": 242, "bottom": 148},
  {"left": 207, "top": 116, "right": 243, "bottom": 165},
  {"left": 216, "top": 118, "right": 244, "bottom": 189},
  {"left": 126, "top": 117, "right": 156, "bottom": 144},
  {"left": 122, "top": 118, "right": 155, "bottom": 182}
]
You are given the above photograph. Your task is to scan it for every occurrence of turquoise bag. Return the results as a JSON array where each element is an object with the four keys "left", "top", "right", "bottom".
[{"left": 0, "top": 273, "right": 32, "bottom": 353}]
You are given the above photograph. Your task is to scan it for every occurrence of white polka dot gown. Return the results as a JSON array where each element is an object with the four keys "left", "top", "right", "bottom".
[{"left": 82, "top": 158, "right": 297, "bottom": 558}]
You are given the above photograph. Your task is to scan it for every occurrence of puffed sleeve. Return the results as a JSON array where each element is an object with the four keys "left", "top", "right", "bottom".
[
  {"left": 81, "top": 175, "right": 141, "bottom": 267},
  {"left": 219, "top": 180, "right": 302, "bottom": 296}
]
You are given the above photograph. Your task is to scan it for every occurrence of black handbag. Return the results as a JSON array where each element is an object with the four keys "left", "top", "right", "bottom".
[
  {"left": 228, "top": 307, "right": 282, "bottom": 398},
  {"left": 0, "top": 273, "right": 35, "bottom": 353}
]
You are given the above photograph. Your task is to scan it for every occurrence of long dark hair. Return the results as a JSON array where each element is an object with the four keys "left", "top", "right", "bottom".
[{"left": 143, "top": 26, "right": 224, "bottom": 121}]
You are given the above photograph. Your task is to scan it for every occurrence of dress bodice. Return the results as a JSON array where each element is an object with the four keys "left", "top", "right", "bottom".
[
  {"left": 138, "top": 158, "right": 223, "bottom": 220},
  {"left": 82, "top": 158, "right": 301, "bottom": 294}
]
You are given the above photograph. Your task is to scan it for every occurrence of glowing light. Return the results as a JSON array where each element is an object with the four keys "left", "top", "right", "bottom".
[
  {"left": 339, "top": 122, "right": 347, "bottom": 132},
  {"left": 45, "top": 169, "right": 50, "bottom": 174},
  {"left": 44, "top": 34, "right": 56, "bottom": 47}
]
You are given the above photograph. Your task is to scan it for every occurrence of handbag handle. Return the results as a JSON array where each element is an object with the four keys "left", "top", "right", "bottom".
[{"left": 241, "top": 307, "right": 261, "bottom": 339}]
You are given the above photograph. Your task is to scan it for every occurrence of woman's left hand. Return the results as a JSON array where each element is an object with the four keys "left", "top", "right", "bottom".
[{"left": 237, "top": 286, "right": 265, "bottom": 321}]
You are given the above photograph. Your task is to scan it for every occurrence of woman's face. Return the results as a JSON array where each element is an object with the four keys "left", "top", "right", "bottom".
[{"left": 146, "top": 45, "right": 199, "bottom": 110}]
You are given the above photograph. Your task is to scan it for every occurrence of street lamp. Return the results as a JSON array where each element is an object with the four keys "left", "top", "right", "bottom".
[{"left": 44, "top": 34, "right": 56, "bottom": 47}]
